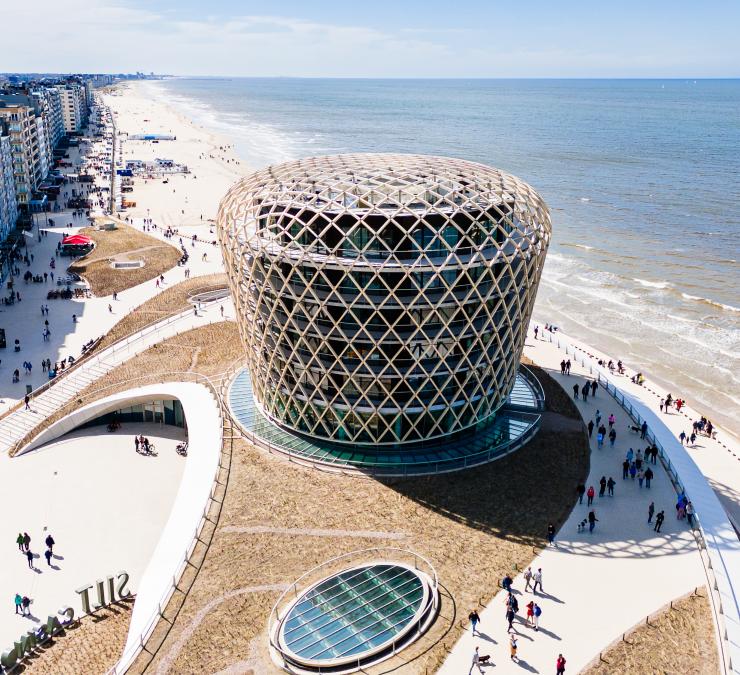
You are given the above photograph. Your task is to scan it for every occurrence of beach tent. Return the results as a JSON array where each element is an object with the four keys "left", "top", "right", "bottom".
[{"left": 60, "top": 234, "right": 94, "bottom": 257}]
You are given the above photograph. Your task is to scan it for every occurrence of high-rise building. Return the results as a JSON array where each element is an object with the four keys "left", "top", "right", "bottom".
[
  {"left": 220, "top": 154, "right": 551, "bottom": 456},
  {"left": 0, "top": 103, "right": 39, "bottom": 210},
  {"left": 0, "top": 121, "right": 19, "bottom": 241},
  {"left": 55, "top": 83, "right": 88, "bottom": 133}
]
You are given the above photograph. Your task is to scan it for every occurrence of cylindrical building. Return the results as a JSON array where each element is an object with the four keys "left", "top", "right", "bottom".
[{"left": 218, "top": 154, "right": 550, "bottom": 447}]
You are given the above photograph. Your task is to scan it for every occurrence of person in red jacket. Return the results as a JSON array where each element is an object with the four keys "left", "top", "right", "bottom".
[
  {"left": 586, "top": 485, "right": 595, "bottom": 506},
  {"left": 556, "top": 653, "right": 566, "bottom": 674}
]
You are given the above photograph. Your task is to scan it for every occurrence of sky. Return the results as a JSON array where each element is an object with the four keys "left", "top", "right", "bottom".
[{"left": 3, "top": 0, "right": 739, "bottom": 78}]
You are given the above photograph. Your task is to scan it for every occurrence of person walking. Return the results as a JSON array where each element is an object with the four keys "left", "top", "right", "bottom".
[
  {"left": 533, "top": 602, "right": 542, "bottom": 631},
  {"left": 588, "top": 510, "right": 598, "bottom": 533},
  {"left": 597, "top": 429, "right": 605, "bottom": 449},
  {"left": 587, "top": 420, "right": 594, "bottom": 438},
  {"left": 469, "top": 646, "right": 484, "bottom": 675},
  {"left": 510, "top": 634, "right": 518, "bottom": 661},
  {"left": 573, "top": 383, "right": 579, "bottom": 399},
  {"left": 686, "top": 501, "right": 695, "bottom": 527},
  {"left": 566, "top": 359, "right": 571, "bottom": 374},
  {"left": 622, "top": 459, "right": 630, "bottom": 479},
  {"left": 524, "top": 566, "right": 533, "bottom": 591},
  {"left": 526, "top": 600, "right": 534, "bottom": 626},
  {"left": 638, "top": 469, "right": 645, "bottom": 488},
  {"left": 599, "top": 476, "right": 606, "bottom": 498},
  {"left": 532, "top": 568, "right": 543, "bottom": 594},
  {"left": 576, "top": 483, "right": 586, "bottom": 504},
  {"left": 640, "top": 421, "right": 648, "bottom": 439},
  {"left": 654, "top": 510, "right": 665, "bottom": 532},
  {"left": 609, "top": 427, "right": 617, "bottom": 447},
  {"left": 14, "top": 594, "right": 22, "bottom": 614},
  {"left": 24, "top": 394, "right": 30, "bottom": 411},
  {"left": 679, "top": 431, "right": 687, "bottom": 445},
  {"left": 506, "top": 605, "right": 516, "bottom": 632},
  {"left": 648, "top": 501, "right": 655, "bottom": 523},
  {"left": 560, "top": 359, "right": 566, "bottom": 375},
  {"left": 608, "top": 413, "right": 616, "bottom": 428},
  {"left": 582, "top": 382, "right": 589, "bottom": 401},
  {"left": 26, "top": 549, "right": 34, "bottom": 569},
  {"left": 587, "top": 485, "right": 595, "bottom": 506},
  {"left": 22, "top": 533, "right": 30, "bottom": 552},
  {"left": 659, "top": 398, "right": 665, "bottom": 413},
  {"left": 547, "top": 523, "right": 556, "bottom": 546},
  {"left": 556, "top": 654, "right": 567, "bottom": 674},
  {"left": 607, "top": 477, "right": 615, "bottom": 496},
  {"left": 16, "top": 533, "right": 24, "bottom": 551},
  {"left": 21, "top": 596, "right": 30, "bottom": 616},
  {"left": 629, "top": 462, "right": 637, "bottom": 480},
  {"left": 468, "top": 609, "right": 480, "bottom": 635},
  {"left": 134, "top": 436, "right": 140, "bottom": 453},
  {"left": 45, "top": 534, "right": 55, "bottom": 553},
  {"left": 502, "top": 574, "right": 513, "bottom": 592},
  {"left": 591, "top": 380, "right": 597, "bottom": 397},
  {"left": 534, "top": 325, "right": 539, "bottom": 340},
  {"left": 44, "top": 549, "right": 52, "bottom": 566}
]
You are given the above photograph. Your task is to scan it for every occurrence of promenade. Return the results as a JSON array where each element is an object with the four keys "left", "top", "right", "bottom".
[{"left": 439, "top": 331, "right": 706, "bottom": 674}]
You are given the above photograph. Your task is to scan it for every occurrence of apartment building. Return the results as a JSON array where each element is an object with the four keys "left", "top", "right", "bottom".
[
  {"left": 55, "top": 83, "right": 88, "bottom": 133},
  {"left": 0, "top": 103, "right": 39, "bottom": 209},
  {"left": 0, "top": 121, "right": 19, "bottom": 240}
]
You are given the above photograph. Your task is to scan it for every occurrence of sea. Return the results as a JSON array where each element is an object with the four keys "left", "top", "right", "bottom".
[{"left": 151, "top": 78, "right": 740, "bottom": 438}]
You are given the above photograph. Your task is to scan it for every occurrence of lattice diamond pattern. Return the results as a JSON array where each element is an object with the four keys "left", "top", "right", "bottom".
[{"left": 218, "top": 154, "right": 551, "bottom": 446}]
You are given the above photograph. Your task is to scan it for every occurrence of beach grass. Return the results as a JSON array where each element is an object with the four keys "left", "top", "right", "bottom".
[
  {"left": 583, "top": 590, "right": 718, "bottom": 674},
  {"left": 67, "top": 223, "right": 181, "bottom": 296}
]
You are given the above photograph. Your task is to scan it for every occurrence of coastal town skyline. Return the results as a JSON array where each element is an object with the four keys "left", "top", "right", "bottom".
[{"left": 3, "top": 0, "right": 740, "bottom": 78}]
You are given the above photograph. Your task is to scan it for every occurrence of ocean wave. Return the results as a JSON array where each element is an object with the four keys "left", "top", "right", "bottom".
[
  {"left": 633, "top": 277, "right": 672, "bottom": 289},
  {"left": 681, "top": 293, "right": 740, "bottom": 313},
  {"left": 579, "top": 197, "right": 590, "bottom": 202}
]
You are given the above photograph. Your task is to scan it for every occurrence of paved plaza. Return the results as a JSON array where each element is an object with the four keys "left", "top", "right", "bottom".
[{"left": 0, "top": 423, "right": 186, "bottom": 650}]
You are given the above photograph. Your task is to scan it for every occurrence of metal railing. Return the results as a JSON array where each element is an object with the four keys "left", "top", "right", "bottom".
[{"left": 544, "top": 329, "right": 738, "bottom": 675}]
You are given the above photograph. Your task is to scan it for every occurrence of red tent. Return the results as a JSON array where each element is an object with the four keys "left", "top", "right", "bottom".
[{"left": 61, "top": 234, "right": 93, "bottom": 246}]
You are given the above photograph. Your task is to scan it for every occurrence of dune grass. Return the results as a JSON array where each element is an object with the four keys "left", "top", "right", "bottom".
[{"left": 68, "top": 223, "right": 181, "bottom": 296}]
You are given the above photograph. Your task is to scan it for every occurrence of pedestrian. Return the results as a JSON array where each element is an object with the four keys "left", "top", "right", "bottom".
[
  {"left": 654, "top": 510, "right": 665, "bottom": 532},
  {"left": 582, "top": 382, "right": 589, "bottom": 401},
  {"left": 597, "top": 430, "right": 604, "bottom": 448},
  {"left": 502, "top": 574, "right": 513, "bottom": 592},
  {"left": 560, "top": 360, "right": 566, "bottom": 375},
  {"left": 26, "top": 549, "right": 34, "bottom": 569},
  {"left": 21, "top": 596, "right": 30, "bottom": 616},
  {"left": 586, "top": 485, "right": 594, "bottom": 506},
  {"left": 686, "top": 501, "right": 695, "bottom": 527},
  {"left": 609, "top": 428, "right": 617, "bottom": 447},
  {"left": 573, "top": 383, "right": 579, "bottom": 399},
  {"left": 629, "top": 462, "right": 637, "bottom": 480},
  {"left": 524, "top": 566, "right": 533, "bottom": 591},
  {"left": 45, "top": 534, "right": 54, "bottom": 553},
  {"left": 220, "top": 305, "right": 224, "bottom": 318},
  {"left": 44, "top": 549, "right": 52, "bottom": 566},
  {"left": 468, "top": 609, "right": 480, "bottom": 635},
  {"left": 506, "top": 606, "right": 516, "bottom": 632},
  {"left": 16, "top": 533, "right": 24, "bottom": 551},
  {"left": 576, "top": 483, "right": 586, "bottom": 504},
  {"left": 534, "top": 325, "right": 539, "bottom": 340},
  {"left": 591, "top": 380, "right": 597, "bottom": 397},
  {"left": 24, "top": 394, "right": 30, "bottom": 411},
  {"left": 469, "top": 646, "right": 484, "bottom": 675},
  {"left": 547, "top": 523, "right": 555, "bottom": 546},
  {"left": 607, "top": 477, "right": 615, "bottom": 496},
  {"left": 566, "top": 359, "right": 571, "bottom": 374},
  {"left": 532, "top": 568, "right": 543, "bottom": 594},
  {"left": 648, "top": 501, "right": 655, "bottom": 523},
  {"left": 599, "top": 476, "right": 606, "bottom": 498},
  {"left": 679, "top": 431, "right": 686, "bottom": 445},
  {"left": 108, "top": 303, "right": 112, "bottom": 313},
  {"left": 690, "top": 432, "right": 697, "bottom": 446},
  {"left": 22, "top": 532, "right": 30, "bottom": 552},
  {"left": 533, "top": 602, "right": 542, "bottom": 631},
  {"left": 638, "top": 469, "right": 645, "bottom": 488},
  {"left": 510, "top": 634, "right": 518, "bottom": 661},
  {"left": 608, "top": 413, "right": 615, "bottom": 428},
  {"left": 526, "top": 600, "right": 534, "bottom": 626},
  {"left": 645, "top": 467, "right": 653, "bottom": 488},
  {"left": 556, "top": 654, "right": 567, "bottom": 675},
  {"left": 595, "top": 409, "right": 602, "bottom": 426},
  {"left": 14, "top": 593, "right": 22, "bottom": 614},
  {"left": 588, "top": 510, "right": 598, "bottom": 533},
  {"left": 659, "top": 398, "right": 665, "bottom": 413},
  {"left": 622, "top": 459, "right": 629, "bottom": 479},
  {"left": 626, "top": 448, "right": 634, "bottom": 463},
  {"left": 587, "top": 420, "right": 594, "bottom": 438}
]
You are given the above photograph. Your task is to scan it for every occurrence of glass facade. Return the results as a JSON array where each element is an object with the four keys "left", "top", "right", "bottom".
[{"left": 78, "top": 399, "right": 186, "bottom": 429}]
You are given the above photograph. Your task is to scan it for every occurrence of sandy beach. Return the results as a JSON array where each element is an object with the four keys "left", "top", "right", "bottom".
[{"left": 101, "top": 81, "right": 249, "bottom": 234}]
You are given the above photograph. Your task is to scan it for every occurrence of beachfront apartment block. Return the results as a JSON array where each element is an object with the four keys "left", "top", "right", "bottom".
[
  {"left": 55, "top": 83, "right": 89, "bottom": 133},
  {"left": 0, "top": 103, "right": 40, "bottom": 210},
  {"left": 0, "top": 124, "right": 19, "bottom": 241}
]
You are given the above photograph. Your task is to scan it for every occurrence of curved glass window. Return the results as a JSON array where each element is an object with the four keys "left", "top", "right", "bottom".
[{"left": 279, "top": 564, "right": 427, "bottom": 667}]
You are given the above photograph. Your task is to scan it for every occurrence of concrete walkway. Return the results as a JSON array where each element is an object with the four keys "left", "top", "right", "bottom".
[
  {"left": 0, "top": 299, "right": 229, "bottom": 456},
  {"left": 544, "top": 329, "right": 740, "bottom": 534},
  {"left": 438, "top": 331, "right": 705, "bottom": 675}
]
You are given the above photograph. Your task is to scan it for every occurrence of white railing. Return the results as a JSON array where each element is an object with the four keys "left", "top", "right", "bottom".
[{"left": 544, "top": 329, "right": 740, "bottom": 675}]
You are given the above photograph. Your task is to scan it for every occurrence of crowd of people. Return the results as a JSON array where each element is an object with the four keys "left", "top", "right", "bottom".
[{"left": 13, "top": 530, "right": 59, "bottom": 616}]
